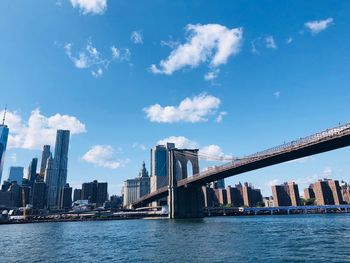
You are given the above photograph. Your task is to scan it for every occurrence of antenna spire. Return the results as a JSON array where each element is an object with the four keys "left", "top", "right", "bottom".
[{"left": 2, "top": 105, "right": 7, "bottom": 126}]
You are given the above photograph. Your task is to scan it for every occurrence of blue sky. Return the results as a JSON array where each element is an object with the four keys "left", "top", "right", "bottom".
[{"left": 1, "top": 0, "right": 350, "bottom": 196}]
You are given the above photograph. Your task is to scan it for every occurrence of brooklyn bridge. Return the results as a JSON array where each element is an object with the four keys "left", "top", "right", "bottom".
[{"left": 133, "top": 123, "right": 350, "bottom": 219}]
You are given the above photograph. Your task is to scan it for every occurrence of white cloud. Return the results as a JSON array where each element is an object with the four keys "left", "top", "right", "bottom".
[
  {"left": 144, "top": 93, "right": 221, "bottom": 123},
  {"left": 150, "top": 23, "right": 243, "bottom": 78},
  {"left": 70, "top": 0, "right": 107, "bottom": 15},
  {"left": 265, "top": 36, "right": 277, "bottom": 49},
  {"left": 1, "top": 109, "right": 86, "bottom": 150},
  {"left": 111, "top": 46, "right": 131, "bottom": 62},
  {"left": 157, "top": 136, "right": 199, "bottom": 149},
  {"left": 215, "top": 111, "right": 227, "bottom": 123},
  {"left": 65, "top": 40, "right": 110, "bottom": 78},
  {"left": 157, "top": 136, "right": 231, "bottom": 161},
  {"left": 267, "top": 179, "right": 281, "bottom": 187},
  {"left": 286, "top": 37, "right": 293, "bottom": 44},
  {"left": 204, "top": 69, "right": 220, "bottom": 81},
  {"left": 200, "top": 144, "right": 232, "bottom": 161},
  {"left": 130, "top": 31, "right": 143, "bottom": 44},
  {"left": 82, "top": 145, "right": 130, "bottom": 169},
  {"left": 132, "top": 142, "right": 147, "bottom": 151},
  {"left": 273, "top": 91, "right": 281, "bottom": 100},
  {"left": 305, "top": 18, "right": 333, "bottom": 35}
]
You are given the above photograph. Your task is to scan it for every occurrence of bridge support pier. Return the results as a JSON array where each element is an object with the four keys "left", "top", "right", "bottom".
[{"left": 168, "top": 150, "right": 204, "bottom": 219}]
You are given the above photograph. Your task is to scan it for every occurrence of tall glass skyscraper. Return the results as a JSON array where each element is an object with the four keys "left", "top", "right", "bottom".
[
  {"left": 0, "top": 123, "right": 9, "bottom": 184},
  {"left": 44, "top": 130, "right": 70, "bottom": 209},
  {"left": 39, "top": 145, "right": 51, "bottom": 177},
  {"left": 7, "top": 166, "right": 24, "bottom": 185},
  {"left": 54, "top": 130, "right": 70, "bottom": 195}
]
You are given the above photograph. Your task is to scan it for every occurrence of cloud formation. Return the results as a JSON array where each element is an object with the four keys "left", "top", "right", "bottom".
[
  {"left": 265, "top": 36, "right": 277, "bottom": 49},
  {"left": 157, "top": 136, "right": 199, "bottom": 149},
  {"left": 304, "top": 18, "right": 333, "bottom": 35},
  {"left": 144, "top": 93, "right": 221, "bottom": 123},
  {"left": 1, "top": 109, "right": 86, "bottom": 150},
  {"left": 82, "top": 145, "right": 130, "bottom": 169},
  {"left": 150, "top": 23, "right": 243, "bottom": 79},
  {"left": 130, "top": 31, "right": 143, "bottom": 44},
  {"left": 70, "top": 0, "right": 107, "bottom": 15},
  {"left": 64, "top": 40, "right": 110, "bottom": 78},
  {"left": 111, "top": 46, "right": 131, "bottom": 62}
]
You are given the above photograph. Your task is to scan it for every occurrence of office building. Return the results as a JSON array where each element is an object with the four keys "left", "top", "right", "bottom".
[
  {"left": 263, "top": 196, "right": 274, "bottom": 207},
  {"left": 54, "top": 130, "right": 70, "bottom": 202},
  {"left": 150, "top": 143, "right": 175, "bottom": 193},
  {"left": 59, "top": 183, "right": 72, "bottom": 210},
  {"left": 73, "top": 188, "right": 82, "bottom": 201},
  {"left": 96, "top": 182, "right": 107, "bottom": 206},
  {"left": 7, "top": 166, "right": 24, "bottom": 185},
  {"left": 202, "top": 186, "right": 215, "bottom": 207},
  {"left": 123, "top": 162, "right": 150, "bottom": 207},
  {"left": 32, "top": 181, "right": 47, "bottom": 209},
  {"left": 39, "top": 145, "right": 51, "bottom": 177},
  {"left": 82, "top": 180, "right": 107, "bottom": 206},
  {"left": 44, "top": 154, "right": 58, "bottom": 209},
  {"left": 0, "top": 114, "right": 9, "bottom": 184},
  {"left": 27, "top": 158, "right": 38, "bottom": 187}
]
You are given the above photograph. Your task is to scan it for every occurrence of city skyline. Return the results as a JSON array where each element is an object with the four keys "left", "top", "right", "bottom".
[{"left": 1, "top": 1, "right": 350, "bottom": 196}]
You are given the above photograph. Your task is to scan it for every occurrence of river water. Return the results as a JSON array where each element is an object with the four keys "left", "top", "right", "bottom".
[{"left": 1, "top": 214, "right": 350, "bottom": 262}]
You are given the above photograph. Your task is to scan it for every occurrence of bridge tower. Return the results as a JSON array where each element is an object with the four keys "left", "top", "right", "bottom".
[{"left": 168, "top": 149, "right": 204, "bottom": 219}]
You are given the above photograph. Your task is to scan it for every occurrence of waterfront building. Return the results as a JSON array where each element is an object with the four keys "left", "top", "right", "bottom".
[
  {"left": 123, "top": 162, "right": 150, "bottom": 207},
  {"left": 32, "top": 181, "right": 47, "bottom": 209},
  {"left": 313, "top": 179, "right": 343, "bottom": 205},
  {"left": 82, "top": 180, "right": 108, "bottom": 206},
  {"left": 27, "top": 158, "right": 38, "bottom": 187},
  {"left": 226, "top": 185, "right": 244, "bottom": 207},
  {"left": 328, "top": 180, "right": 343, "bottom": 205},
  {"left": 341, "top": 183, "right": 350, "bottom": 204},
  {"left": 241, "top": 182, "right": 263, "bottom": 207},
  {"left": 0, "top": 116, "right": 9, "bottom": 184},
  {"left": 39, "top": 145, "right": 51, "bottom": 177},
  {"left": 96, "top": 182, "right": 108, "bottom": 206},
  {"left": 272, "top": 182, "right": 301, "bottom": 207},
  {"left": 202, "top": 186, "right": 215, "bottom": 207},
  {"left": 263, "top": 196, "right": 274, "bottom": 207},
  {"left": 304, "top": 184, "right": 315, "bottom": 199},
  {"left": 7, "top": 166, "right": 24, "bottom": 185},
  {"left": 59, "top": 183, "right": 72, "bottom": 210},
  {"left": 214, "top": 188, "right": 227, "bottom": 205},
  {"left": 73, "top": 188, "right": 82, "bottom": 201}
]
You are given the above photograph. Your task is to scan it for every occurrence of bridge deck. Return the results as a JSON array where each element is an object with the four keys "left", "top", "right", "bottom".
[{"left": 133, "top": 123, "right": 350, "bottom": 207}]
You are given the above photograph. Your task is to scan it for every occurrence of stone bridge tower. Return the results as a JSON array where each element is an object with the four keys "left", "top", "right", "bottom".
[{"left": 168, "top": 149, "right": 204, "bottom": 219}]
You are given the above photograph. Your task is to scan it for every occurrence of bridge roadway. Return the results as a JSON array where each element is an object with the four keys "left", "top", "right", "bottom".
[{"left": 133, "top": 123, "right": 350, "bottom": 207}]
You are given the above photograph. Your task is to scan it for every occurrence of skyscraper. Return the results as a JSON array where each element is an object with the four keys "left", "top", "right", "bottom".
[
  {"left": 7, "top": 166, "right": 24, "bottom": 185},
  {"left": 150, "top": 143, "right": 175, "bottom": 192},
  {"left": 123, "top": 162, "right": 150, "bottom": 207},
  {"left": 44, "top": 154, "right": 58, "bottom": 209},
  {"left": 27, "top": 158, "right": 38, "bottom": 187},
  {"left": 44, "top": 130, "right": 70, "bottom": 210},
  {"left": 32, "top": 181, "right": 47, "bottom": 209},
  {"left": 54, "top": 130, "right": 70, "bottom": 194},
  {"left": 39, "top": 145, "right": 51, "bottom": 177},
  {"left": 0, "top": 111, "right": 9, "bottom": 184},
  {"left": 59, "top": 183, "right": 72, "bottom": 210}
]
